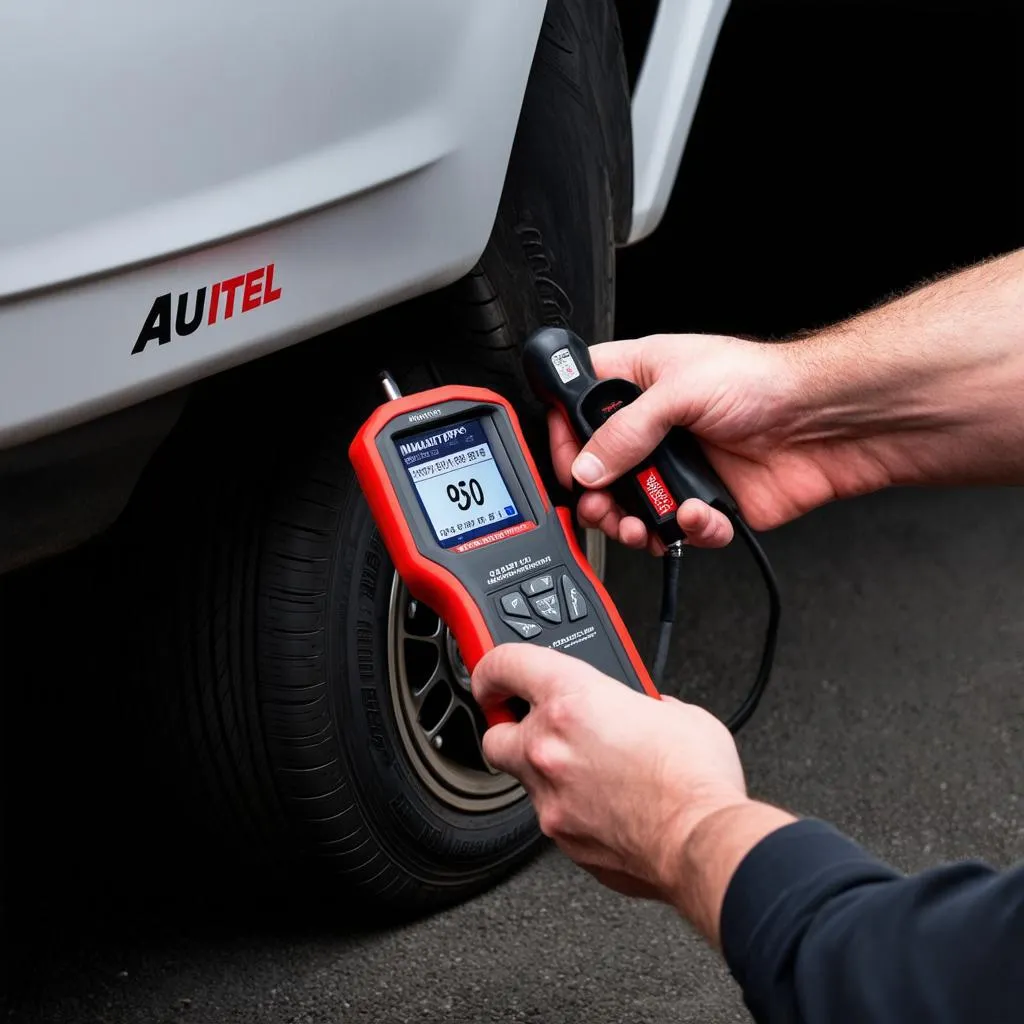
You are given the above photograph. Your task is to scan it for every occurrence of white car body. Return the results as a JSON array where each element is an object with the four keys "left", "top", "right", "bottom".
[{"left": 0, "top": 0, "right": 728, "bottom": 453}]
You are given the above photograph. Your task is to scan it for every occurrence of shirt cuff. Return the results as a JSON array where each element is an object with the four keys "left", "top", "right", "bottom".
[{"left": 720, "top": 818, "right": 901, "bottom": 997}]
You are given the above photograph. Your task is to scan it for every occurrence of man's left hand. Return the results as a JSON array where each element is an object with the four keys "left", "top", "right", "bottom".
[{"left": 471, "top": 644, "right": 750, "bottom": 904}]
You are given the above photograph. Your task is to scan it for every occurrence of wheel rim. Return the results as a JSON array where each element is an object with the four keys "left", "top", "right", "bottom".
[
  {"left": 388, "top": 574, "right": 524, "bottom": 812},
  {"left": 386, "top": 528, "right": 606, "bottom": 814}
]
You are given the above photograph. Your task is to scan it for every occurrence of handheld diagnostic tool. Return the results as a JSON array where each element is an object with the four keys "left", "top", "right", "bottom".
[{"left": 349, "top": 378, "right": 659, "bottom": 727}]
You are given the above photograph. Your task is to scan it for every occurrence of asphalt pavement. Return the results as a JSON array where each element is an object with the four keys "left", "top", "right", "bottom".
[{"left": 4, "top": 485, "right": 1024, "bottom": 1023}]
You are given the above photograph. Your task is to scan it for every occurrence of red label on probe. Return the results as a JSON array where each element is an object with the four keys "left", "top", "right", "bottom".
[{"left": 636, "top": 466, "right": 678, "bottom": 518}]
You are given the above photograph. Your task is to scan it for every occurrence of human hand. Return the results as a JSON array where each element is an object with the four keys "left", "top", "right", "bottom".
[
  {"left": 549, "top": 333, "right": 889, "bottom": 551},
  {"left": 471, "top": 643, "right": 750, "bottom": 905}
]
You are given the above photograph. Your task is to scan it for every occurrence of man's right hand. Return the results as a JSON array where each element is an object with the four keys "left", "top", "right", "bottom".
[
  {"left": 555, "top": 249, "right": 1024, "bottom": 551},
  {"left": 550, "top": 332, "right": 888, "bottom": 551}
]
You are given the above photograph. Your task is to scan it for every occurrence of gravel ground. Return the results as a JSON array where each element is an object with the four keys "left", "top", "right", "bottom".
[{"left": 4, "top": 485, "right": 1023, "bottom": 1023}]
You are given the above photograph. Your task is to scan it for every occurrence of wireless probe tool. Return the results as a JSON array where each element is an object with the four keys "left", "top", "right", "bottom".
[
  {"left": 349, "top": 377, "right": 660, "bottom": 727},
  {"left": 523, "top": 327, "right": 781, "bottom": 733}
]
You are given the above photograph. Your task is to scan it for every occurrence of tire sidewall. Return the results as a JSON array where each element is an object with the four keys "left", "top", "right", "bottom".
[{"left": 332, "top": 489, "right": 540, "bottom": 882}]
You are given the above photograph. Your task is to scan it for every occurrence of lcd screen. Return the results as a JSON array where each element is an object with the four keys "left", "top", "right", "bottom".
[{"left": 396, "top": 418, "right": 526, "bottom": 548}]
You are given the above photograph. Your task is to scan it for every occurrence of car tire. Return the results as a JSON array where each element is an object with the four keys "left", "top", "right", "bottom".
[{"left": 121, "top": 0, "right": 630, "bottom": 916}]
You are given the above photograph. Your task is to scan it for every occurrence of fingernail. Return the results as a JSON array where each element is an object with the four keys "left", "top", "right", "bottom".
[{"left": 572, "top": 452, "right": 605, "bottom": 485}]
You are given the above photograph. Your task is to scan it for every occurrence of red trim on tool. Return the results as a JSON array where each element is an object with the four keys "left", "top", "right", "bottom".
[
  {"left": 349, "top": 385, "right": 547, "bottom": 728},
  {"left": 555, "top": 507, "right": 660, "bottom": 699}
]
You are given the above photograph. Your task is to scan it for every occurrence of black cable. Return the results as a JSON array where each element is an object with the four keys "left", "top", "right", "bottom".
[
  {"left": 650, "top": 513, "right": 780, "bottom": 733},
  {"left": 652, "top": 543, "right": 682, "bottom": 686},
  {"left": 724, "top": 516, "right": 781, "bottom": 734}
]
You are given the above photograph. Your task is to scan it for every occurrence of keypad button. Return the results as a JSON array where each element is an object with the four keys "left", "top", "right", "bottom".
[
  {"left": 500, "top": 592, "right": 532, "bottom": 618},
  {"left": 521, "top": 574, "right": 554, "bottom": 596},
  {"left": 530, "top": 592, "right": 562, "bottom": 624},
  {"left": 504, "top": 618, "right": 542, "bottom": 639},
  {"left": 560, "top": 574, "right": 588, "bottom": 621}
]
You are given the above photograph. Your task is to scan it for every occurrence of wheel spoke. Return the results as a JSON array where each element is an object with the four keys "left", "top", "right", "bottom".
[
  {"left": 411, "top": 659, "right": 446, "bottom": 710},
  {"left": 469, "top": 717, "right": 501, "bottom": 775},
  {"left": 424, "top": 691, "right": 456, "bottom": 740},
  {"left": 449, "top": 691, "right": 501, "bottom": 774},
  {"left": 400, "top": 600, "right": 444, "bottom": 644},
  {"left": 414, "top": 618, "right": 444, "bottom": 642}
]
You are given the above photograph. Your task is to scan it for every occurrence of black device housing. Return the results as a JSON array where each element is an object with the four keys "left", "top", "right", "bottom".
[{"left": 523, "top": 328, "right": 736, "bottom": 546}]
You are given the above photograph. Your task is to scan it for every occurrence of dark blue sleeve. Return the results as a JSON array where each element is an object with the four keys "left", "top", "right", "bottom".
[{"left": 720, "top": 819, "right": 1024, "bottom": 1024}]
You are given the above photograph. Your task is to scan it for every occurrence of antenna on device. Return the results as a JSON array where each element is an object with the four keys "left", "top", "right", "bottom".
[{"left": 379, "top": 371, "right": 402, "bottom": 401}]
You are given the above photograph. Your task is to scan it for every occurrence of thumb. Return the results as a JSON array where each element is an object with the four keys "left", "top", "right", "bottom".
[{"left": 571, "top": 385, "right": 675, "bottom": 488}]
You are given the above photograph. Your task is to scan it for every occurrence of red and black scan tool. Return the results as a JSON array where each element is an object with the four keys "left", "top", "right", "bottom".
[{"left": 349, "top": 377, "right": 659, "bottom": 727}]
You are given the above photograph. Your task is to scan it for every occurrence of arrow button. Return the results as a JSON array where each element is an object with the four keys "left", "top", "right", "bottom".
[
  {"left": 530, "top": 592, "right": 562, "bottom": 624},
  {"left": 560, "top": 574, "right": 588, "bottom": 621},
  {"left": 504, "top": 618, "right": 542, "bottom": 639},
  {"left": 521, "top": 574, "right": 554, "bottom": 596},
  {"left": 500, "top": 592, "right": 532, "bottom": 618}
]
